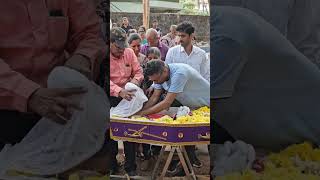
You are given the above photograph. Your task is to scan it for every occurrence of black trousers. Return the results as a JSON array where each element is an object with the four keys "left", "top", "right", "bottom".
[
  {"left": 109, "top": 96, "right": 137, "bottom": 172},
  {"left": 142, "top": 143, "right": 161, "bottom": 160},
  {"left": 212, "top": 122, "right": 235, "bottom": 144},
  {"left": 0, "top": 110, "right": 40, "bottom": 149},
  {"left": 209, "top": 123, "right": 234, "bottom": 180},
  {"left": 211, "top": 98, "right": 235, "bottom": 144},
  {"left": 142, "top": 143, "right": 199, "bottom": 164}
]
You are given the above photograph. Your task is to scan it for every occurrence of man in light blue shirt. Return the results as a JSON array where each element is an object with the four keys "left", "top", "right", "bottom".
[
  {"left": 136, "top": 59, "right": 209, "bottom": 171},
  {"left": 138, "top": 60, "right": 209, "bottom": 115}
]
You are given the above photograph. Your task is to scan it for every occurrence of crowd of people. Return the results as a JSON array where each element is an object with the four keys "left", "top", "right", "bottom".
[
  {"left": 108, "top": 17, "right": 210, "bottom": 176},
  {"left": 0, "top": 0, "right": 209, "bottom": 177}
]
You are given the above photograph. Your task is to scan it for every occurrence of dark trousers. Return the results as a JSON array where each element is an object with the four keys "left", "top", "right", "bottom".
[
  {"left": 142, "top": 144, "right": 199, "bottom": 164},
  {"left": 109, "top": 138, "right": 137, "bottom": 172},
  {"left": 209, "top": 123, "right": 234, "bottom": 180},
  {"left": 109, "top": 96, "right": 137, "bottom": 172},
  {"left": 0, "top": 110, "right": 40, "bottom": 149},
  {"left": 142, "top": 143, "right": 161, "bottom": 160},
  {"left": 212, "top": 122, "right": 235, "bottom": 144},
  {"left": 211, "top": 98, "right": 235, "bottom": 144}
]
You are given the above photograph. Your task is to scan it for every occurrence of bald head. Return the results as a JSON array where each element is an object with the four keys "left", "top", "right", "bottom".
[
  {"left": 146, "top": 29, "right": 158, "bottom": 39},
  {"left": 146, "top": 28, "right": 159, "bottom": 47}
]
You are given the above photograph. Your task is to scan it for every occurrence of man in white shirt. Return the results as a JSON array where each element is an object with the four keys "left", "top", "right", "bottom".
[{"left": 165, "top": 21, "right": 210, "bottom": 82}]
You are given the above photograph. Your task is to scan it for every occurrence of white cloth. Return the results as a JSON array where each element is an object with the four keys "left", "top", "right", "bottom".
[
  {"left": 211, "top": 141, "right": 256, "bottom": 177},
  {"left": 176, "top": 106, "right": 190, "bottom": 117},
  {"left": 110, "top": 82, "right": 148, "bottom": 118},
  {"left": 0, "top": 67, "right": 109, "bottom": 180},
  {"left": 165, "top": 45, "right": 210, "bottom": 82}
]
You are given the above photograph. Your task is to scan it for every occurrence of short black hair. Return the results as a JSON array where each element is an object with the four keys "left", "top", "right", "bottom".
[
  {"left": 128, "top": 33, "right": 141, "bottom": 44},
  {"left": 144, "top": 59, "right": 165, "bottom": 77},
  {"left": 176, "top": 21, "right": 195, "bottom": 35}
]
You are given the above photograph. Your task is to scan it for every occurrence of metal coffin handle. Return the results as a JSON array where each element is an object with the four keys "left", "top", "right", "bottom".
[{"left": 198, "top": 132, "right": 210, "bottom": 140}]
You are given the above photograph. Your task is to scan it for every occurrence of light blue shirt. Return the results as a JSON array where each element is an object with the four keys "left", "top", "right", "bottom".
[{"left": 153, "top": 63, "right": 210, "bottom": 108}]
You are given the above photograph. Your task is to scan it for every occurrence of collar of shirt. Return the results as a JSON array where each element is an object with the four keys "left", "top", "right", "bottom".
[
  {"left": 179, "top": 45, "right": 199, "bottom": 56},
  {"left": 110, "top": 49, "right": 127, "bottom": 61}
]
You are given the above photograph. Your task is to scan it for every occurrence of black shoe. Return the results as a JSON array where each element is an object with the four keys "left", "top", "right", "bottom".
[
  {"left": 192, "top": 159, "right": 203, "bottom": 168},
  {"left": 137, "top": 152, "right": 145, "bottom": 160},
  {"left": 126, "top": 170, "right": 137, "bottom": 177},
  {"left": 167, "top": 160, "right": 181, "bottom": 174},
  {"left": 173, "top": 167, "right": 186, "bottom": 177}
]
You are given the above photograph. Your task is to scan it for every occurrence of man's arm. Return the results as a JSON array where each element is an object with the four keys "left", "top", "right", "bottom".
[
  {"left": 65, "top": 0, "right": 106, "bottom": 73},
  {"left": 200, "top": 52, "right": 210, "bottom": 82},
  {"left": 0, "top": 58, "right": 41, "bottom": 112},
  {"left": 164, "top": 47, "right": 174, "bottom": 64},
  {"left": 142, "top": 88, "right": 163, "bottom": 110},
  {"left": 139, "top": 71, "right": 188, "bottom": 116},
  {"left": 139, "top": 91, "right": 177, "bottom": 116},
  {"left": 110, "top": 80, "right": 123, "bottom": 97}
]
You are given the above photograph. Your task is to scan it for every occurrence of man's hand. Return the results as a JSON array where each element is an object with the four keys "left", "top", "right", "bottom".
[
  {"left": 146, "top": 87, "right": 154, "bottom": 98},
  {"left": 130, "top": 78, "right": 140, "bottom": 87},
  {"left": 119, "top": 89, "right": 137, "bottom": 101},
  {"left": 27, "top": 87, "right": 87, "bottom": 124},
  {"left": 65, "top": 54, "right": 92, "bottom": 79},
  {"left": 134, "top": 110, "right": 145, "bottom": 116}
]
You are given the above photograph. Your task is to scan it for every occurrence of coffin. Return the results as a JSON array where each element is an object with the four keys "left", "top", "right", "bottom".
[{"left": 110, "top": 108, "right": 210, "bottom": 145}]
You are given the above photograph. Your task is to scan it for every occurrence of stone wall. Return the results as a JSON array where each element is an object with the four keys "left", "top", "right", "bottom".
[{"left": 111, "top": 13, "right": 210, "bottom": 42}]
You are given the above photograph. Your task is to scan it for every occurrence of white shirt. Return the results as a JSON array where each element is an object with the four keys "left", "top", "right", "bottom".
[{"left": 165, "top": 45, "right": 210, "bottom": 82}]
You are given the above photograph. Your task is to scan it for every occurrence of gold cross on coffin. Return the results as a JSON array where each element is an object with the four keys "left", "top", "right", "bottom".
[{"left": 126, "top": 126, "right": 167, "bottom": 141}]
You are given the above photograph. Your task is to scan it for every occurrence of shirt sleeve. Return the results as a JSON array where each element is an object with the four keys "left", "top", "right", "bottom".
[
  {"left": 200, "top": 52, "right": 210, "bottom": 82},
  {"left": 0, "top": 58, "right": 41, "bottom": 112},
  {"left": 152, "top": 83, "right": 163, "bottom": 90},
  {"left": 168, "top": 73, "right": 188, "bottom": 93},
  {"left": 66, "top": 0, "right": 106, "bottom": 71},
  {"left": 110, "top": 80, "right": 123, "bottom": 97},
  {"left": 130, "top": 50, "right": 144, "bottom": 83},
  {"left": 164, "top": 48, "right": 174, "bottom": 64}
]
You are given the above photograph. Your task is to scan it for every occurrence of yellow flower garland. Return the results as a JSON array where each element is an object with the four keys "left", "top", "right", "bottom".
[{"left": 216, "top": 142, "right": 320, "bottom": 180}]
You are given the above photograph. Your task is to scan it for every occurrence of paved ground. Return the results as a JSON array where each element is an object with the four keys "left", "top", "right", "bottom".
[{"left": 111, "top": 143, "right": 210, "bottom": 179}]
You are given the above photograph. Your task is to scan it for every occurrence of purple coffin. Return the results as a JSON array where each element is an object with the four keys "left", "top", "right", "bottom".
[{"left": 110, "top": 117, "right": 210, "bottom": 145}]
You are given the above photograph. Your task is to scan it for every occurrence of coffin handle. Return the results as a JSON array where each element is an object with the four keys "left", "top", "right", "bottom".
[{"left": 198, "top": 133, "right": 210, "bottom": 140}]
